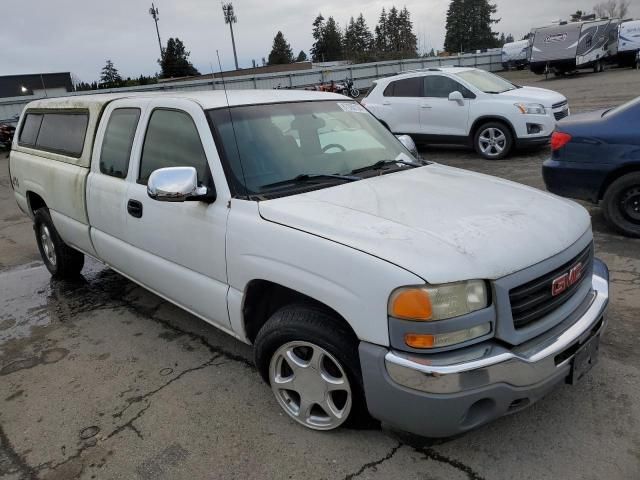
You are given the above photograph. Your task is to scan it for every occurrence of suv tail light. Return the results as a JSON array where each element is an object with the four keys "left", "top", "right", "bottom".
[{"left": 551, "top": 131, "right": 572, "bottom": 151}]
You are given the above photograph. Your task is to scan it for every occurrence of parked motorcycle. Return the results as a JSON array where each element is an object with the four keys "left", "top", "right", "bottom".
[
  {"left": 335, "top": 79, "right": 360, "bottom": 98},
  {"left": 0, "top": 124, "right": 16, "bottom": 150}
]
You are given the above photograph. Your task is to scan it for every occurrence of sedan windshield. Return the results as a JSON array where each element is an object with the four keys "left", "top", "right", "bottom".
[
  {"left": 208, "top": 101, "right": 417, "bottom": 196},
  {"left": 456, "top": 69, "right": 516, "bottom": 94}
]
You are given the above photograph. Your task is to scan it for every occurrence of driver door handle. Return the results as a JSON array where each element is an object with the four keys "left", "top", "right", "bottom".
[
  {"left": 382, "top": 101, "right": 391, "bottom": 105},
  {"left": 421, "top": 104, "right": 432, "bottom": 109},
  {"left": 127, "top": 199, "right": 143, "bottom": 218}
]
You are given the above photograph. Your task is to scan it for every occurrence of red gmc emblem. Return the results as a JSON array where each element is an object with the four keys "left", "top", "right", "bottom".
[{"left": 552, "top": 262, "right": 584, "bottom": 296}]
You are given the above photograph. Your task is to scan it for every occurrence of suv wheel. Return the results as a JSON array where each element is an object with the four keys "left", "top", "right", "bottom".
[
  {"left": 602, "top": 172, "right": 640, "bottom": 238},
  {"left": 34, "top": 208, "right": 85, "bottom": 278},
  {"left": 474, "top": 122, "right": 513, "bottom": 160},
  {"left": 254, "top": 304, "right": 370, "bottom": 431}
]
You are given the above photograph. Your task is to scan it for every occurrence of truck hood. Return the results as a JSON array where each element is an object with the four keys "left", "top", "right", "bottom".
[
  {"left": 497, "top": 86, "right": 566, "bottom": 108},
  {"left": 258, "top": 164, "right": 591, "bottom": 284}
]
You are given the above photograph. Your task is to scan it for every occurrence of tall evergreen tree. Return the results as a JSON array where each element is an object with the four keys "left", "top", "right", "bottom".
[
  {"left": 100, "top": 60, "right": 122, "bottom": 88},
  {"left": 344, "top": 14, "right": 374, "bottom": 62},
  {"left": 268, "top": 31, "right": 294, "bottom": 65},
  {"left": 374, "top": 8, "right": 389, "bottom": 55},
  {"left": 323, "top": 17, "right": 344, "bottom": 61},
  {"left": 444, "top": 0, "right": 500, "bottom": 53},
  {"left": 159, "top": 37, "right": 200, "bottom": 78},
  {"left": 373, "top": 6, "right": 417, "bottom": 60},
  {"left": 311, "top": 14, "right": 327, "bottom": 62},
  {"left": 296, "top": 50, "right": 308, "bottom": 62}
]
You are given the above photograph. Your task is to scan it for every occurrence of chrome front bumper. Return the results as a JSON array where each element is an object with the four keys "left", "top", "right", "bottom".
[
  {"left": 384, "top": 260, "right": 608, "bottom": 394},
  {"left": 359, "top": 259, "right": 609, "bottom": 438}
]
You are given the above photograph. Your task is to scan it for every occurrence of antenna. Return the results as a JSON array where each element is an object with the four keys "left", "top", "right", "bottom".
[{"left": 216, "top": 50, "right": 248, "bottom": 198}]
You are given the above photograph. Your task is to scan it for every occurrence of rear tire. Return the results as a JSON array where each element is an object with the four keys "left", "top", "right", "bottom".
[
  {"left": 254, "top": 304, "right": 371, "bottom": 431},
  {"left": 34, "top": 208, "right": 84, "bottom": 278},
  {"left": 473, "top": 122, "right": 513, "bottom": 160},
  {"left": 602, "top": 173, "right": 640, "bottom": 238}
]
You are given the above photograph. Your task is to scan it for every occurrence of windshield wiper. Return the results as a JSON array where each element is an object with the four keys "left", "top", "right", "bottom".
[
  {"left": 350, "top": 159, "right": 424, "bottom": 175},
  {"left": 261, "top": 173, "right": 361, "bottom": 190}
]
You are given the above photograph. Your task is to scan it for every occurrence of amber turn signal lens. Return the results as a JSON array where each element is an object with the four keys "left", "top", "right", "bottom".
[
  {"left": 389, "top": 288, "right": 433, "bottom": 321},
  {"left": 405, "top": 333, "right": 435, "bottom": 349}
]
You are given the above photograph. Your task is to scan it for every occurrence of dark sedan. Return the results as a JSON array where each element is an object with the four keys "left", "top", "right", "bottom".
[{"left": 543, "top": 97, "right": 640, "bottom": 237}]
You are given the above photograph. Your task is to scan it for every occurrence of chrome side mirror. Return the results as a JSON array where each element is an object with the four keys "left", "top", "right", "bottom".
[
  {"left": 448, "top": 91, "right": 464, "bottom": 103},
  {"left": 396, "top": 134, "right": 419, "bottom": 158},
  {"left": 147, "top": 167, "right": 213, "bottom": 202}
]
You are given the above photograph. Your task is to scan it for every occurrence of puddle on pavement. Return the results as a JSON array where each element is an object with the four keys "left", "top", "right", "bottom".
[{"left": 0, "top": 259, "right": 134, "bottom": 348}]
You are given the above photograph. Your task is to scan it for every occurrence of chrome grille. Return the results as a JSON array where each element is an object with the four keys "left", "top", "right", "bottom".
[{"left": 509, "top": 244, "right": 593, "bottom": 329}]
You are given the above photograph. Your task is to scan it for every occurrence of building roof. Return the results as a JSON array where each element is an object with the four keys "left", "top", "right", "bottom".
[{"left": 0, "top": 72, "right": 73, "bottom": 98}]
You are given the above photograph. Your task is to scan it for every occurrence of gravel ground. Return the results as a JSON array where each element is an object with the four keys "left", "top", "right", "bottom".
[{"left": 0, "top": 67, "right": 639, "bottom": 480}]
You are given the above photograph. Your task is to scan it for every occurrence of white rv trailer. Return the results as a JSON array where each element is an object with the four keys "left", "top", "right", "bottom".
[
  {"left": 501, "top": 40, "right": 530, "bottom": 69},
  {"left": 529, "top": 18, "right": 621, "bottom": 75},
  {"left": 618, "top": 19, "right": 640, "bottom": 66}
]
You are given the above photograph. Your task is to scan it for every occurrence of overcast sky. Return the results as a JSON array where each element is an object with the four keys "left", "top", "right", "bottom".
[{"left": 2, "top": 0, "right": 639, "bottom": 82}]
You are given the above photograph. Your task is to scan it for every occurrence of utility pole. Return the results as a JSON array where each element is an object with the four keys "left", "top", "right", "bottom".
[
  {"left": 222, "top": 2, "right": 239, "bottom": 70},
  {"left": 149, "top": 3, "right": 163, "bottom": 59}
]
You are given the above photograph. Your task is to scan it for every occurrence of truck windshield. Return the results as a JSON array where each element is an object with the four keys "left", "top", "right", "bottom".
[
  {"left": 207, "top": 101, "right": 417, "bottom": 197},
  {"left": 456, "top": 69, "right": 516, "bottom": 94}
]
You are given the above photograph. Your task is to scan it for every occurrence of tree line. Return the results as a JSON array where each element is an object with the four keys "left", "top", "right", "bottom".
[
  {"left": 76, "top": 37, "right": 200, "bottom": 91},
  {"left": 266, "top": 6, "right": 419, "bottom": 66}
]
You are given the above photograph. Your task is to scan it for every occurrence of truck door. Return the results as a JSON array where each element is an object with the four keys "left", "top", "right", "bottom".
[
  {"left": 120, "top": 99, "right": 232, "bottom": 330},
  {"left": 88, "top": 99, "right": 149, "bottom": 271}
]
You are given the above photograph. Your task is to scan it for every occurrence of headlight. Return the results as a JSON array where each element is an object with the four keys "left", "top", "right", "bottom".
[
  {"left": 515, "top": 103, "right": 546, "bottom": 115},
  {"left": 388, "top": 280, "right": 488, "bottom": 321}
]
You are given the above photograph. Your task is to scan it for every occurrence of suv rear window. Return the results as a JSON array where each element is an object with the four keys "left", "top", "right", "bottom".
[
  {"left": 19, "top": 111, "right": 89, "bottom": 157},
  {"left": 383, "top": 77, "right": 423, "bottom": 97}
]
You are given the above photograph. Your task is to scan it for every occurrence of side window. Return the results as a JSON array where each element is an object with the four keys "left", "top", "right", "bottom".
[
  {"left": 138, "top": 109, "right": 209, "bottom": 186},
  {"left": 99, "top": 108, "right": 140, "bottom": 178},
  {"left": 383, "top": 77, "right": 423, "bottom": 97},
  {"left": 18, "top": 111, "right": 88, "bottom": 156},
  {"left": 36, "top": 113, "right": 89, "bottom": 156},
  {"left": 424, "top": 76, "right": 474, "bottom": 99},
  {"left": 18, "top": 113, "right": 43, "bottom": 146}
]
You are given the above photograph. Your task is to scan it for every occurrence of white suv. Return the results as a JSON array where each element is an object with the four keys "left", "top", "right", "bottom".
[{"left": 362, "top": 67, "right": 569, "bottom": 159}]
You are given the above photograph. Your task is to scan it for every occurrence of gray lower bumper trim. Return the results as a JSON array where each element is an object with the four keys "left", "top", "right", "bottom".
[{"left": 359, "top": 259, "right": 609, "bottom": 438}]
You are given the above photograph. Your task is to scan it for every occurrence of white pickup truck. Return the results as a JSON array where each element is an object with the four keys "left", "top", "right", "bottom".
[{"left": 9, "top": 90, "right": 609, "bottom": 438}]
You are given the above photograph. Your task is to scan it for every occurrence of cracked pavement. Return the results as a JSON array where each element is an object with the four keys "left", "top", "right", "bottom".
[{"left": 1, "top": 69, "right": 640, "bottom": 479}]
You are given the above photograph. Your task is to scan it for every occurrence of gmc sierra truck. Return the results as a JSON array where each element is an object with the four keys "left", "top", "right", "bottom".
[{"left": 9, "top": 90, "right": 609, "bottom": 437}]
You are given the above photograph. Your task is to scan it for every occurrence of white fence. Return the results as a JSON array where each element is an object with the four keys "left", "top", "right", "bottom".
[{"left": 0, "top": 52, "right": 502, "bottom": 125}]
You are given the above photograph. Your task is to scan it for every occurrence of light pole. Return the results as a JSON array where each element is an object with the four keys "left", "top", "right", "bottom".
[
  {"left": 222, "top": 3, "right": 239, "bottom": 70},
  {"left": 149, "top": 3, "right": 163, "bottom": 59}
]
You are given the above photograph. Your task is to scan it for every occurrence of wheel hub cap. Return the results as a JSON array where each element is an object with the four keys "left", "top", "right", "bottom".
[
  {"left": 40, "top": 225, "right": 56, "bottom": 266},
  {"left": 269, "top": 341, "right": 352, "bottom": 430},
  {"left": 479, "top": 128, "right": 506, "bottom": 157},
  {"left": 621, "top": 187, "right": 640, "bottom": 223}
]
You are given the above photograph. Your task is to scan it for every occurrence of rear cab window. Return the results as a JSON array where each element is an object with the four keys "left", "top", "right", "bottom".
[
  {"left": 99, "top": 108, "right": 141, "bottom": 178},
  {"left": 18, "top": 111, "right": 89, "bottom": 157}
]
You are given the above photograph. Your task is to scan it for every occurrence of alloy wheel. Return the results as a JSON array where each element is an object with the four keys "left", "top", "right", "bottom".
[
  {"left": 269, "top": 341, "right": 352, "bottom": 430},
  {"left": 478, "top": 127, "right": 507, "bottom": 158},
  {"left": 40, "top": 225, "right": 57, "bottom": 266}
]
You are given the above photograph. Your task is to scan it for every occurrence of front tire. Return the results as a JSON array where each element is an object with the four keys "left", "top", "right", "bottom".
[
  {"left": 254, "top": 304, "right": 370, "bottom": 431},
  {"left": 350, "top": 88, "right": 360, "bottom": 98},
  {"left": 34, "top": 208, "right": 84, "bottom": 278},
  {"left": 474, "top": 122, "right": 513, "bottom": 160},
  {"left": 602, "top": 172, "right": 640, "bottom": 238}
]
